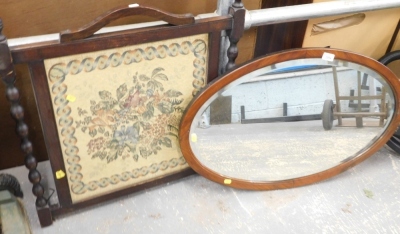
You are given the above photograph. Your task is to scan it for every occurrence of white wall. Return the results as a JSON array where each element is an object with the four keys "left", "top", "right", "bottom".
[{"left": 222, "top": 68, "right": 383, "bottom": 123}]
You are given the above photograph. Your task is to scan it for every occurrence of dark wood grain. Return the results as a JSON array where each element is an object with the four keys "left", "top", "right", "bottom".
[
  {"left": 179, "top": 48, "right": 400, "bottom": 191},
  {"left": 28, "top": 61, "right": 73, "bottom": 206},
  {"left": 207, "top": 31, "right": 222, "bottom": 83},
  {"left": 254, "top": 0, "right": 312, "bottom": 57},
  {"left": 11, "top": 16, "right": 231, "bottom": 64},
  {"left": 0, "top": 19, "right": 47, "bottom": 209},
  {"left": 37, "top": 207, "right": 53, "bottom": 227},
  {"left": 0, "top": 0, "right": 219, "bottom": 39},
  {"left": 226, "top": 0, "right": 246, "bottom": 71},
  {"left": 60, "top": 5, "right": 195, "bottom": 42}
]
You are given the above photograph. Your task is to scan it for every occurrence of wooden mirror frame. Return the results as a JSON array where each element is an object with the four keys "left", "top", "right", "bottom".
[
  {"left": 179, "top": 48, "right": 400, "bottom": 191},
  {"left": 0, "top": 2, "right": 246, "bottom": 227}
]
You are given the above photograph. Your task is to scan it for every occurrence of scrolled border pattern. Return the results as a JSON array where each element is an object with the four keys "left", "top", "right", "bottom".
[{"left": 47, "top": 39, "right": 207, "bottom": 195}]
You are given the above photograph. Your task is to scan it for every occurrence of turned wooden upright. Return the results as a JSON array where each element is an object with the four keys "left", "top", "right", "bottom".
[
  {"left": 226, "top": 0, "right": 245, "bottom": 71},
  {"left": 0, "top": 19, "right": 48, "bottom": 213}
]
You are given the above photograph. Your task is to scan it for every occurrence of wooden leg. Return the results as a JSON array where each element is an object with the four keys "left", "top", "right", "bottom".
[
  {"left": 0, "top": 19, "right": 49, "bottom": 221},
  {"left": 37, "top": 206, "right": 53, "bottom": 227},
  {"left": 332, "top": 67, "right": 342, "bottom": 126},
  {"left": 356, "top": 71, "right": 363, "bottom": 128},
  {"left": 380, "top": 86, "right": 386, "bottom": 126}
]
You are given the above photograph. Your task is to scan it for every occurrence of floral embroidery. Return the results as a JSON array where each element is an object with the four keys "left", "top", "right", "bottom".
[{"left": 76, "top": 67, "right": 184, "bottom": 163}]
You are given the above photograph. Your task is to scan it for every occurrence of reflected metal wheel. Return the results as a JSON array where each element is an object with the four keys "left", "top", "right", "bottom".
[{"left": 322, "top": 99, "right": 334, "bottom": 130}]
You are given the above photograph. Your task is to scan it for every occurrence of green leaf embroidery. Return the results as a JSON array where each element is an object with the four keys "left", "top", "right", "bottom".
[
  {"left": 139, "top": 147, "right": 152, "bottom": 158},
  {"left": 78, "top": 66, "right": 185, "bottom": 163},
  {"left": 151, "top": 67, "right": 164, "bottom": 77},
  {"left": 157, "top": 101, "right": 174, "bottom": 114},
  {"left": 99, "top": 100, "right": 117, "bottom": 110},
  {"left": 162, "top": 137, "right": 172, "bottom": 147},
  {"left": 142, "top": 101, "right": 155, "bottom": 120},
  {"left": 132, "top": 72, "right": 138, "bottom": 83},
  {"left": 167, "top": 132, "right": 178, "bottom": 139},
  {"left": 139, "top": 74, "right": 150, "bottom": 81},
  {"left": 165, "top": 89, "right": 183, "bottom": 97},
  {"left": 167, "top": 124, "right": 178, "bottom": 133},
  {"left": 132, "top": 121, "right": 141, "bottom": 133},
  {"left": 147, "top": 80, "right": 155, "bottom": 90},
  {"left": 89, "top": 128, "right": 97, "bottom": 137},
  {"left": 125, "top": 142, "right": 136, "bottom": 152},
  {"left": 99, "top": 90, "right": 112, "bottom": 100},
  {"left": 107, "top": 151, "right": 118, "bottom": 163},
  {"left": 116, "top": 83, "right": 127, "bottom": 101},
  {"left": 133, "top": 154, "right": 139, "bottom": 161},
  {"left": 171, "top": 98, "right": 184, "bottom": 106},
  {"left": 108, "top": 139, "right": 120, "bottom": 149},
  {"left": 174, "top": 107, "right": 184, "bottom": 113},
  {"left": 154, "top": 80, "right": 164, "bottom": 90},
  {"left": 153, "top": 73, "right": 168, "bottom": 81}
]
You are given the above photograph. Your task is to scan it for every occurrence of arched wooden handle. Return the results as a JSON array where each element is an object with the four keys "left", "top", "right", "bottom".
[{"left": 60, "top": 4, "right": 195, "bottom": 42}]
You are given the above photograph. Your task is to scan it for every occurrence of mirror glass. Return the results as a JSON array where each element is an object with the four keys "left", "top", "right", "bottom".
[{"left": 188, "top": 58, "right": 395, "bottom": 181}]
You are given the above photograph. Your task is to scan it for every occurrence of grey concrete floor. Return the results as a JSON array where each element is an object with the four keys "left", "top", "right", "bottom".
[
  {"left": 192, "top": 120, "right": 382, "bottom": 181},
  {"left": 2, "top": 145, "right": 400, "bottom": 233}
]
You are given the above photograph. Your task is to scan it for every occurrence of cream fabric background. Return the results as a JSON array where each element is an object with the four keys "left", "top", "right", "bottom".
[{"left": 44, "top": 34, "right": 208, "bottom": 203}]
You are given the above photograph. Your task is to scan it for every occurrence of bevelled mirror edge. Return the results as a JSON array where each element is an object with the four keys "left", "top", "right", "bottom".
[{"left": 179, "top": 48, "right": 400, "bottom": 190}]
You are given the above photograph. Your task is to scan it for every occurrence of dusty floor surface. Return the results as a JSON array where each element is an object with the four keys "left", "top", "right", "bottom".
[
  {"left": 1, "top": 145, "right": 400, "bottom": 233},
  {"left": 192, "top": 120, "right": 382, "bottom": 180}
]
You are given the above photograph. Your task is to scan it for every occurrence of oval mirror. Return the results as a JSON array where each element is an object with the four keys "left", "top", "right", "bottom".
[{"left": 179, "top": 48, "right": 400, "bottom": 190}]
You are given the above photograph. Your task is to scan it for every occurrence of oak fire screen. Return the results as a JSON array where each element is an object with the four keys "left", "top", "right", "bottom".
[
  {"left": 0, "top": 2, "right": 245, "bottom": 226},
  {"left": 44, "top": 34, "right": 209, "bottom": 203}
]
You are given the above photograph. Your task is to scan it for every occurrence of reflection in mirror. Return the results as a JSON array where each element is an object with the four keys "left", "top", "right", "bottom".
[{"left": 189, "top": 58, "right": 395, "bottom": 181}]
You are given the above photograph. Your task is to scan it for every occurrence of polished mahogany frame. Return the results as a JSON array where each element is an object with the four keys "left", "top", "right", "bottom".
[
  {"left": 0, "top": 2, "right": 247, "bottom": 226},
  {"left": 179, "top": 48, "right": 400, "bottom": 191}
]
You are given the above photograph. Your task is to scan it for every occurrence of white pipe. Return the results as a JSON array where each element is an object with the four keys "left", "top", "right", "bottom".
[
  {"left": 7, "top": 13, "right": 218, "bottom": 47},
  {"left": 8, "top": 0, "right": 400, "bottom": 47},
  {"left": 245, "top": 0, "right": 400, "bottom": 29}
]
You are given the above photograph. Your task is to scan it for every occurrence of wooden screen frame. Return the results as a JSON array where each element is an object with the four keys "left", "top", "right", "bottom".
[
  {"left": 0, "top": 2, "right": 247, "bottom": 226},
  {"left": 179, "top": 48, "right": 400, "bottom": 190}
]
